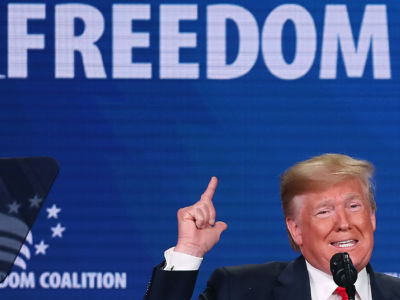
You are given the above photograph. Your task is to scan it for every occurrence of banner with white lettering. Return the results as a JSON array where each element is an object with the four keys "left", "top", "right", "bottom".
[{"left": 0, "top": 1, "right": 399, "bottom": 299}]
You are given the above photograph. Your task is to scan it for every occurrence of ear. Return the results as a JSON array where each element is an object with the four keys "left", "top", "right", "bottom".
[
  {"left": 370, "top": 210, "right": 376, "bottom": 232},
  {"left": 286, "top": 217, "right": 303, "bottom": 246}
]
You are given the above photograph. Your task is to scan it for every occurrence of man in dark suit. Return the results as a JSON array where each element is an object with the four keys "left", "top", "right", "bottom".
[{"left": 144, "top": 154, "right": 400, "bottom": 299}]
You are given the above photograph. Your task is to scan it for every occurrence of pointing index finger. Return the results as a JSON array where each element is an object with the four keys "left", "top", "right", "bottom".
[{"left": 201, "top": 176, "right": 218, "bottom": 202}]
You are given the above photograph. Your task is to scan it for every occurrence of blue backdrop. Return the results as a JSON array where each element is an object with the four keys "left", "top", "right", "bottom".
[{"left": 0, "top": 0, "right": 399, "bottom": 299}]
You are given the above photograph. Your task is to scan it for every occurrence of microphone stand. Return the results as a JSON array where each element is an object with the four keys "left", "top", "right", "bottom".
[
  {"left": 343, "top": 254, "right": 356, "bottom": 300},
  {"left": 345, "top": 284, "right": 356, "bottom": 300}
]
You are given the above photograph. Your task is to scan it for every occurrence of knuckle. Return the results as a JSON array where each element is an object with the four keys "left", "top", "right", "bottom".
[
  {"left": 198, "top": 203, "right": 207, "bottom": 210},
  {"left": 177, "top": 207, "right": 189, "bottom": 217},
  {"left": 195, "top": 208, "right": 204, "bottom": 219},
  {"left": 200, "top": 206, "right": 210, "bottom": 218},
  {"left": 177, "top": 208, "right": 184, "bottom": 218}
]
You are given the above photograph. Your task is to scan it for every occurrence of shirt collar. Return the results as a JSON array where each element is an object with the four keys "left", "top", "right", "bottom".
[
  {"left": 355, "top": 268, "right": 370, "bottom": 300},
  {"left": 305, "top": 260, "right": 370, "bottom": 300}
]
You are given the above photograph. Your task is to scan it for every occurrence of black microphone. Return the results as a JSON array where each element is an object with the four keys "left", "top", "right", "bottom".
[{"left": 330, "top": 252, "right": 357, "bottom": 300}]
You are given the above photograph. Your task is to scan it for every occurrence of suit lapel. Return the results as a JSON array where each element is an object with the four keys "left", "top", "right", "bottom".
[
  {"left": 368, "top": 264, "right": 389, "bottom": 300},
  {"left": 272, "top": 256, "right": 312, "bottom": 300}
]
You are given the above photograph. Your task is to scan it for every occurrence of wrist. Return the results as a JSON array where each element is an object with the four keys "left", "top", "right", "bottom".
[{"left": 174, "top": 243, "right": 205, "bottom": 258}]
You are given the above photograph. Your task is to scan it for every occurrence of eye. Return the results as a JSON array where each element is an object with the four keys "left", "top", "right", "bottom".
[
  {"left": 315, "top": 208, "right": 332, "bottom": 217},
  {"left": 348, "top": 202, "right": 362, "bottom": 211}
]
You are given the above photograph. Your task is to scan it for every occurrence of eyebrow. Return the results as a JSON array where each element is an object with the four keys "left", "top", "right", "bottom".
[
  {"left": 314, "top": 193, "right": 363, "bottom": 209},
  {"left": 343, "top": 193, "right": 363, "bottom": 201},
  {"left": 314, "top": 199, "right": 334, "bottom": 209}
]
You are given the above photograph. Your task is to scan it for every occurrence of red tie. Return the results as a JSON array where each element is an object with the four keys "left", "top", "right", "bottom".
[{"left": 335, "top": 287, "right": 349, "bottom": 300}]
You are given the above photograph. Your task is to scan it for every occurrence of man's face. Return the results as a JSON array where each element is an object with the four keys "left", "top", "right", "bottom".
[{"left": 286, "top": 178, "right": 376, "bottom": 274}]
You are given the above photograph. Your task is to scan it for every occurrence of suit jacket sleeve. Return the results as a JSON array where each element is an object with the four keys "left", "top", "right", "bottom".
[
  {"left": 143, "top": 262, "right": 282, "bottom": 300},
  {"left": 144, "top": 262, "right": 233, "bottom": 300},
  {"left": 143, "top": 262, "right": 199, "bottom": 300}
]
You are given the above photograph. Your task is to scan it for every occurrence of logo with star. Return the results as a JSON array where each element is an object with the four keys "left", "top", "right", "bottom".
[
  {"left": 5, "top": 194, "right": 66, "bottom": 271},
  {"left": 32, "top": 203, "right": 65, "bottom": 257}
]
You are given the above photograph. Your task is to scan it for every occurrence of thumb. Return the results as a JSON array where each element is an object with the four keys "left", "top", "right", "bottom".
[{"left": 214, "top": 221, "right": 228, "bottom": 235}]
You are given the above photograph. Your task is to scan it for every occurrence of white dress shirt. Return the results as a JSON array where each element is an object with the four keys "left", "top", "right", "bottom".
[
  {"left": 163, "top": 247, "right": 373, "bottom": 300},
  {"left": 306, "top": 260, "right": 372, "bottom": 300}
]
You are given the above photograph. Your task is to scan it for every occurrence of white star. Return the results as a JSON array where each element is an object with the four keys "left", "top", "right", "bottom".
[
  {"left": 29, "top": 195, "right": 43, "bottom": 208},
  {"left": 51, "top": 223, "right": 66, "bottom": 238},
  {"left": 34, "top": 240, "right": 49, "bottom": 255},
  {"left": 46, "top": 204, "right": 61, "bottom": 219},
  {"left": 8, "top": 201, "right": 20, "bottom": 214}
]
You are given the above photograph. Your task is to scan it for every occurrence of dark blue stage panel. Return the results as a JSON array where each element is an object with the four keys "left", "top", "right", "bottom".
[{"left": 0, "top": 1, "right": 399, "bottom": 299}]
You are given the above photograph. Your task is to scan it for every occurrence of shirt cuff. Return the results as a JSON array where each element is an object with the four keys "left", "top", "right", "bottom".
[{"left": 163, "top": 247, "right": 203, "bottom": 271}]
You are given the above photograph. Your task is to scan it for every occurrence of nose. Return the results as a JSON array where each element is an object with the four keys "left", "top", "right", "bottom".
[{"left": 335, "top": 206, "right": 351, "bottom": 231}]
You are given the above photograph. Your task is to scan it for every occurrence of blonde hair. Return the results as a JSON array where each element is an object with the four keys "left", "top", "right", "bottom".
[{"left": 280, "top": 153, "right": 375, "bottom": 251}]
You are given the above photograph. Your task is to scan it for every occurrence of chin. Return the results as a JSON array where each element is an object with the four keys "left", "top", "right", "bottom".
[{"left": 349, "top": 253, "right": 371, "bottom": 272}]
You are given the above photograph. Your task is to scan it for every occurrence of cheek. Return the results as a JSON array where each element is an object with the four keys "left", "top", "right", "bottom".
[
  {"left": 355, "top": 212, "right": 376, "bottom": 232},
  {"left": 304, "top": 220, "right": 334, "bottom": 242}
]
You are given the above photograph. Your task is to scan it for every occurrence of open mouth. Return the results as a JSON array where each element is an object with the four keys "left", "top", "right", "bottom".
[{"left": 330, "top": 239, "right": 358, "bottom": 248}]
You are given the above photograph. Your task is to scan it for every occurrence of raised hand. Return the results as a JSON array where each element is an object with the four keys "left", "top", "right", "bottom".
[{"left": 174, "top": 177, "right": 228, "bottom": 257}]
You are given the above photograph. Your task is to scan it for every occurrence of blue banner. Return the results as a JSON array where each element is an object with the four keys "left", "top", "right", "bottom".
[{"left": 0, "top": 1, "right": 399, "bottom": 299}]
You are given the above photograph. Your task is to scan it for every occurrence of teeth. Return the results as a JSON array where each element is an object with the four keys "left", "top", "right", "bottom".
[
  {"left": 337, "top": 240, "right": 353, "bottom": 244},
  {"left": 332, "top": 240, "right": 356, "bottom": 248},
  {"left": 337, "top": 243, "right": 354, "bottom": 248}
]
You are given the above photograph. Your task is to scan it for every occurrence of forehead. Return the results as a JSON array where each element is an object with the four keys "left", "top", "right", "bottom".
[{"left": 291, "top": 179, "right": 367, "bottom": 215}]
